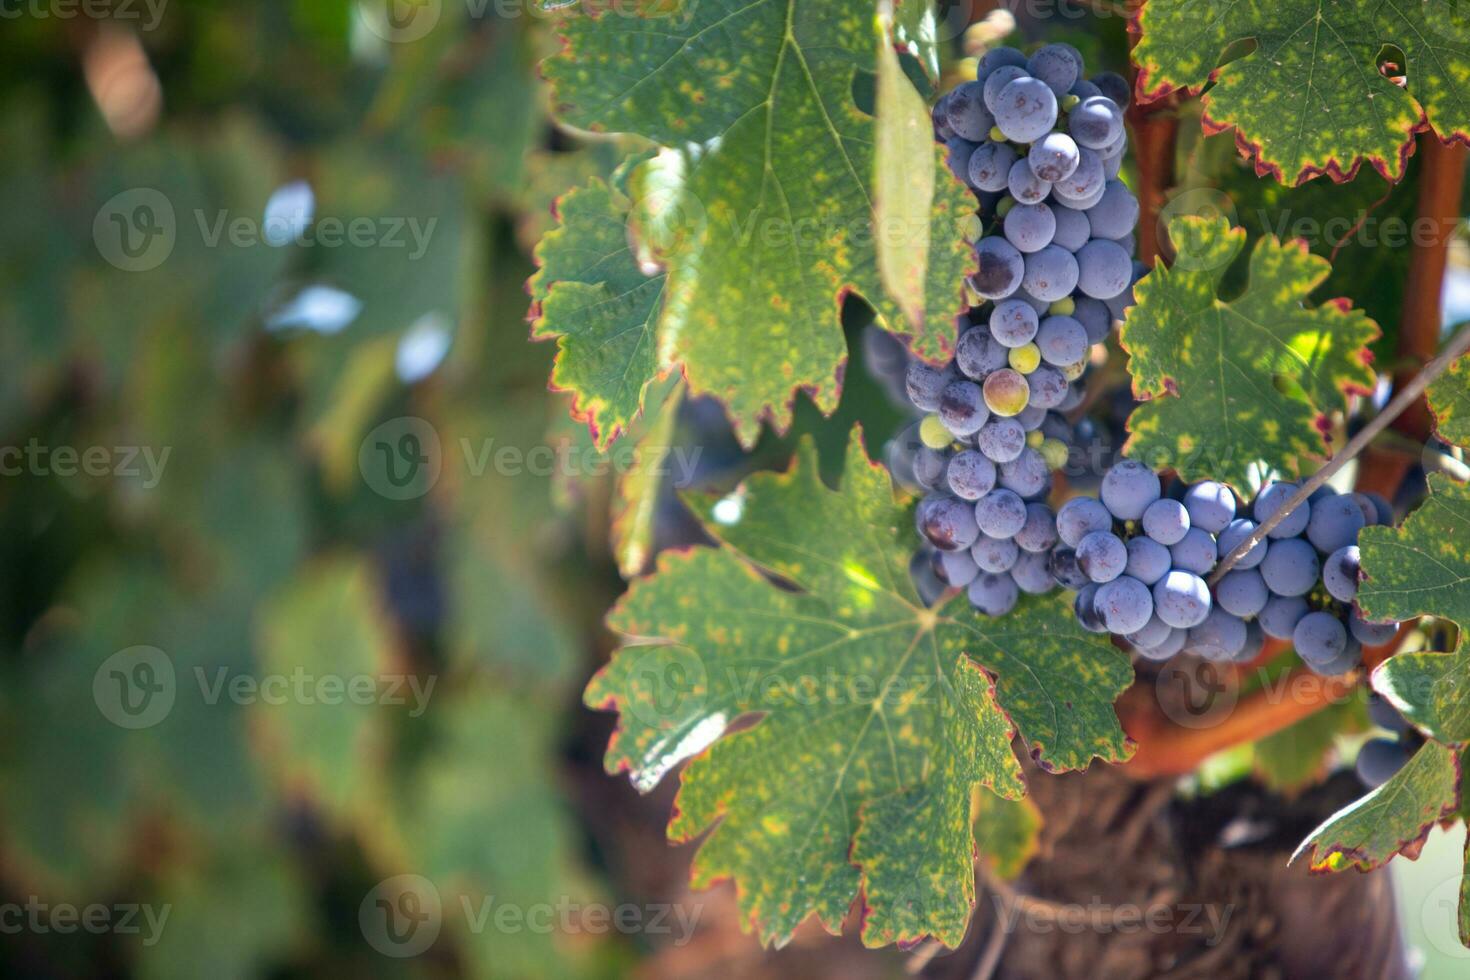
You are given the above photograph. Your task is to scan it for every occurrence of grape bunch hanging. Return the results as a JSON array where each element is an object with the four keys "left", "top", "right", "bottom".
[
  {"left": 899, "top": 45, "right": 1404, "bottom": 691},
  {"left": 907, "top": 43, "right": 1141, "bottom": 616}
]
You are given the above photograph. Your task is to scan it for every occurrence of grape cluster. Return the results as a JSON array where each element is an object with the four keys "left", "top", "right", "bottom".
[
  {"left": 904, "top": 44, "right": 1143, "bottom": 617},
  {"left": 1043, "top": 465, "right": 1402, "bottom": 674}
]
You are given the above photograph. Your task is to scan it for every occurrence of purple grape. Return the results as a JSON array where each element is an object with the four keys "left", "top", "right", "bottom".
[
  {"left": 1153, "top": 570, "right": 1211, "bottom": 628},
  {"left": 1141, "top": 498, "right": 1190, "bottom": 545},
  {"left": 1323, "top": 545, "right": 1361, "bottom": 602},
  {"left": 1003, "top": 202, "right": 1057, "bottom": 253},
  {"left": 973, "top": 534, "right": 1020, "bottom": 573},
  {"left": 1072, "top": 296, "right": 1112, "bottom": 344},
  {"left": 1028, "top": 132, "right": 1081, "bottom": 182},
  {"left": 939, "top": 379, "right": 989, "bottom": 436},
  {"left": 938, "top": 549, "right": 979, "bottom": 587},
  {"left": 1124, "top": 536, "right": 1172, "bottom": 585},
  {"left": 1057, "top": 496, "right": 1113, "bottom": 548},
  {"left": 905, "top": 360, "right": 953, "bottom": 411},
  {"left": 1253, "top": 481, "right": 1311, "bottom": 538},
  {"left": 982, "top": 65, "right": 1029, "bottom": 114},
  {"left": 1007, "top": 158, "right": 1052, "bottom": 205},
  {"left": 1049, "top": 547, "right": 1090, "bottom": 590},
  {"left": 969, "top": 572, "right": 1019, "bottom": 616},
  {"left": 956, "top": 326, "right": 1010, "bottom": 379},
  {"left": 1021, "top": 245, "right": 1080, "bottom": 303},
  {"left": 1258, "top": 594, "right": 1308, "bottom": 640},
  {"left": 1036, "top": 315, "right": 1089, "bottom": 367},
  {"left": 1027, "top": 43, "right": 1081, "bottom": 96},
  {"left": 1307, "top": 494, "right": 1366, "bottom": 554},
  {"left": 917, "top": 494, "right": 981, "bottom": 551},
  {"left": 1349, "top": 608, "right": 1398, "bottom": 646},
  {"left": 1169, "top": 527, "right": 1218, "bottom": 576},
  {"left": 1011, "top": 549, "right": 1056, "bottom": 595},
  {"left": 1086, "top": 180, "right": 1140, "bottom": 239},
  {"left": 1051, "top": 204, "right": 1091, "bottom": 251},
  {"left": 1187, "top": 606, "right": 1248, "bottom": 661},
  {"left": 947, "top": 449, "right": 997, "bottom": 500},
  {"left": 1075, "top": 239, "right": 1133, "bottom": 300},
  {"left": 976, "top": 488, "right": 1029, "bottom": 538},
  {"left": 1217, "top": 518, "right": 1268, "bottom": 570},
  {"left": 1095, "top": 574, "right": 1154, "bottom": 634},
  {"left": 1068, "top": 95, "right": 1123, "bottom": 149},
  {"left": 1077, "top": 530, "right": 1128, "bottom": 583},
  {"left": 1100, "top": 459, "right": 1162, "bottom": 520},
  {"left": 1184, "top": 482, "right": 1236, "bottom": 533},
  {"left": 976, "top": 417, "right": 1027, "bottom": 463},
  {"left": 1356, "top": 738, "right": 1409, "bottom": 788},
  {"left": 968, "top": 142, "right": 1019, "bottom": 193},
  {"left": 973, "top": 236, "right": 1025, "bottom": 300},
  {"left": 1074, "top": 582, "right": 1107, "bottom": 632},
  {"left": 944, "top": 81, "right": 995, "bottom": 141},
  {"left": 990, "top": 299, "right": 1040, "bottom": 348},
  {"left": 1216, "top": 568, "right": 1269, "bottom": 617},
  {"left": 1293, "top": 611, "right": 1348, "bottom": 669},
  {"left": 994, "top": 77, "right": 1059, "bottom": 143},
  {"left": 1027, "top": 365, "right": 1069, "bottom": 409},
  {"left": 1259, "top": 537, "right": 1319, "bottom": 597},
  {"left": 913, "top": 446, "right": 947, "bottom": 489},
  {"left": 1016, "top": 503, "right": 1059, "bottom": 553}
]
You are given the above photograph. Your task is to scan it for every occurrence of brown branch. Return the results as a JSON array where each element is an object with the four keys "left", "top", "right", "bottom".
[
  {"left": 1208, "top": 322, "right": 1470, "bottom": 585},
  {"left": 1122, "top": 627, "right": 1408, "bottom": 780},
  {"left": 1357, "top": 135, "right": 1467, "bottom": 498}
]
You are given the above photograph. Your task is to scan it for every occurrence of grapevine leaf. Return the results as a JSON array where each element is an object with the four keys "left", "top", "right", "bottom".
[
  {"left": 972, "top": 789, "right": 1043, "bottom": 881},
  {"left": 1462, "top": 834, "right": 1470, "bottom": 949},
  {"left": 543, "top": 0, "right": 973, "bottom": 447},
  {"left": 875, "top": 11, "right": 934, "bottom": 331},
  {"left": 1374, "top": 647, "right": 1470, "bottom": 744},
  {"left": 1429, "top": 353, "right": 1470, "bottom": 450},
  {"left": 1133, "top": 0, "right": 1470, "bottom": 185},
  {"left": 851, "top": 659, "right": 1024, "bottom": 948},
  {"left": 528, "top": 177, "right": 666, "bottom": 450},
  {"left": 585, "top": 428, "right": 1132, "bottom": 946},
  {"left": 1358, "top": 473, "right": 1470, "bottom": 631},
  {"left": 254, "top": 558, "right": 393, "bottom": 820},
  {"left": 1291, "top": 739, "right": 1461, "bottom": 872},
  {"left": 1119, "top": 214, "right": 1378, "bottom": 488},
  {"left": 611, "top": 379, "right": 684, "bottom": 577}
]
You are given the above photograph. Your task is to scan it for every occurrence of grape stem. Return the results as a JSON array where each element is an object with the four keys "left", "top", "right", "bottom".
[{"left": 1206, "top": 321, "right": 1470, "bottom": 586}]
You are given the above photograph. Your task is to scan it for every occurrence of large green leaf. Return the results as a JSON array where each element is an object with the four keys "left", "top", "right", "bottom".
[
  {"left": 1120, "top": 214, "right": 1378, "bottom": 488},
  {"left": 528, "top": 177, "right": 666, "bottom": 449},
  {"left": 1291, "top": 740, "right": 1460, "bottom": 872},
  {"left": 1430, "top": 353, "right": 1470, "bottom": 450},
  {"left": 1374, "top": 647, "right": 1470, "bottom": 744},
  {"left": 1134, "top": 0, "right": 1470, "bottom": 185},
  {"left": 585, "top": 428, "right": 1132, "bottom": 946},
  {"left": 1359, "top": 473, "right": 1470, "bottom": 631},
  {"left": 543, "top": 0, "right": 974, "bottom": 446}
]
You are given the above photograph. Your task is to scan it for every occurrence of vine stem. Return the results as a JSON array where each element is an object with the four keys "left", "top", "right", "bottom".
[{"left": 1206, "top": 322, "right": 1470, "bottom": 586}]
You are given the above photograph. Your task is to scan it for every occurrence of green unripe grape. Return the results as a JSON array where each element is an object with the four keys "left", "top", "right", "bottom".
[
  {"left": 919, "top": 414, "right": 953, "bottom": 450},
  {"left": 989, "top": 125, "right": 1006, "bottom": 143},
  {"left": 1049, "top": 297, "right": 1076, "bottom": 316},
  {"left": 1062, "top": 94, "right": 1080, "bottom": 112},
  {"left": 1026, "top": 430, "right": 1045, "bottom": 449},
  {"left": 983, "top": 369, "right": 1030, "bottom": 417},
  {"left": 1008, "top": 343, "right": 1041, "bottom": 374},
  {"left": 995, "top": 196, "right": 1015, "bottom": 218},
  {"left": 1040, "top": 438, "right": 1069, "bottom": 470},
  {"left": 1060, "top": 359, "right": 1087, "bottom": 382}
]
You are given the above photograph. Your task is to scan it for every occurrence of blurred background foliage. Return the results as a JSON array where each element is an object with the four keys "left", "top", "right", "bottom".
[{"left": 4, "top": 1, "right": 1465, "bottom": 977}]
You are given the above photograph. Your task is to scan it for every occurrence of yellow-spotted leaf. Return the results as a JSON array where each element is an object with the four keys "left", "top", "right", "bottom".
[
  {"left": 1291, "top": 740, "right": 1460, "bottom": 872},
  {"left": 585, "top": 428, "right": 1132, "bottom": 946},
  {"left": 543, "top": 0, "right": 973, "bottom": 447},
  {"left": 1134, "top": 0, "right": 1470, "bottom": 185},
  {"left": 1359, "top": 473, "right": 1470, "bottom": 632},
  {"left": 528, "top": 178, "right": 666, "bottom": 450},
  {"left": 1429, "top": 353, "right": 1470, "bottom": 450},
  {"left": 1120, "top": 214, "right": 1378, "bottom": 489}
]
